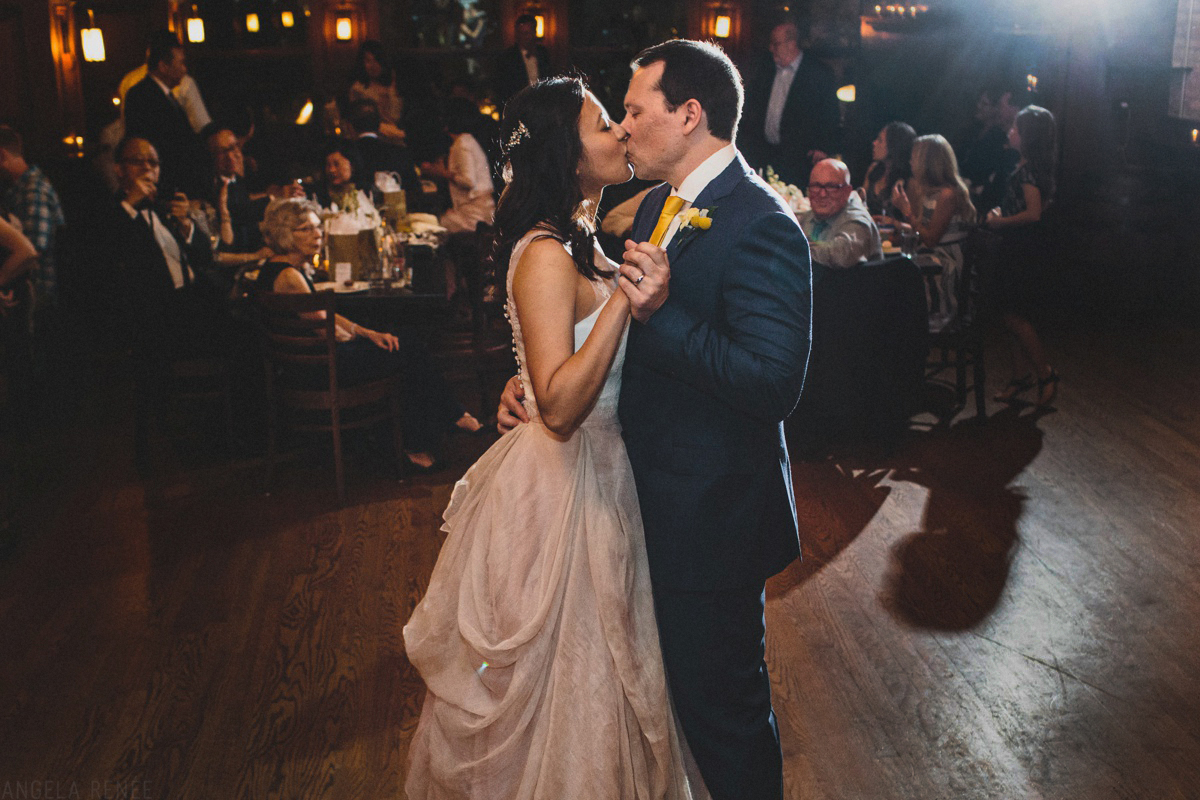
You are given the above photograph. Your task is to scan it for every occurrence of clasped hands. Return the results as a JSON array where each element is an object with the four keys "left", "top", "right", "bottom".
[{"left": 617, "top": 238, "right": 670, "bottom": 324}]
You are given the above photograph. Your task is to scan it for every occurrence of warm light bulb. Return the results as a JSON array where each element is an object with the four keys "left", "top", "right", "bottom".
[
  {"left": 336, "top": 16, "right": 353, "bottom": 40},
  {"left": 246, "top": 13, "right": 260, "bottom": 33},
  {"left": 1192, "top": 129, "right": 1198, "bottom": 144},
  {"left": 1026, "top": 73, "right": 1039, "bottom": 91},
  {"left": 187, "top": 16, "right": 205, "bottom": 43},
  {"left": 714, "top": 15, "right": 731, "bottom": 38},
  {"left": 281, "top": 11, "right": 295, "bottom": 28},
  {"left": 534, "top": 15, "right": 545, "bottom": 38},
  {"left": 836, "top": 84, "right": 856, "bottom": 103},
  {"left": 112, "top": 96, "right": 121, "bottom": 106},
  {"left": 296, "top": 100, "right": 314, "bottom": 125},
  {"left": 81, "top": 11, "right": 106, "bottom": 63}
]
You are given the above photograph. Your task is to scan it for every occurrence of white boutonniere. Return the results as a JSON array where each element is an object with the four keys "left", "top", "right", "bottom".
[{"left": 679, "top": 207, "right": 714, "bottom": 231}]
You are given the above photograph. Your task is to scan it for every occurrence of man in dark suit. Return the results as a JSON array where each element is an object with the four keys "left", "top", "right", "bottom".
[
  {"left": 108, "top": 137, "right": 222, "bottom": 467},
  {"left": 739, "top": 20, "right": 840, "bottom": 187},
  {"left": 501, "top": 40, "right": 811, "bottom": 800},
  {"left": 202, "top": 124, "right": 270, "bottom": 257},
  {"left": 343, "top": 99, "right": 423, "bottom": 209},
  {"left": 123, "top": 31, "right": 207, "bottom": 198},
  {"left": 493, "top": 14, "right": 552, "bottom": 107}
]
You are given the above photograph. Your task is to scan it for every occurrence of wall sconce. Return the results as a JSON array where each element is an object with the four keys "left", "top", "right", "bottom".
[
  {"left": 1026, "top": 73, "right": 1038, "bottom": 91},
  {"left": 1192, "top": 128, "right": 1198, "bottom": 145},
  {"left": 80, "top": 10, "right": 106, "bottom": 62},
  {"left": 335, "top": 15, "right": 353, "bottom": 40},
  {"left": 281, "top": 11, "right": 295, "bottom": 28},
  {"left": 534, "top": 14, "right": 545, "bottom": 37},
  {"left": 836, "top": 84, "right": 856, "bottom": 103},
  {"left": 714, "top": 14, "right": 732, "bottom": 38},
  {"left": 186, "top": 6, "right": 205, "bottom": 43},
  {"left": 246, "top": 13, "right": 260, "bottom": 33}
]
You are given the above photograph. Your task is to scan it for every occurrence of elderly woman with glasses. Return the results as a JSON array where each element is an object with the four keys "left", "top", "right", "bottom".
[{"left": 256, "top": 197, "right": 482, "bottom": 472}]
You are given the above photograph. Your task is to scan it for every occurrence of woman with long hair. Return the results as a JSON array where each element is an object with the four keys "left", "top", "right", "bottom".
[
  {"left": 347, "top": 40, "right": 405, "bottom": 143},
  {"left": 403, "top": 77, "right": 704, "bottom": 799},
  {"left": 892, "top": 133, "right": 976, "bottom": 332},
  {"left": 985, "top": 105, "right": 1059, "bottom": 406},
  {"left": 862, "top": 120, "right": 916, "bottom": 220}
]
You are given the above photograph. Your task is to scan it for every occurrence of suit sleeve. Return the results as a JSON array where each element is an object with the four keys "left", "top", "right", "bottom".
[
  {"left": 636, "top": 212, "right": 812, "bottom": 422},
  {"left": 123, "top": 85, "right": 152, "bottom": 141},
  {"left": 810, "top": 67, "right": 841, "bottom": 156}
]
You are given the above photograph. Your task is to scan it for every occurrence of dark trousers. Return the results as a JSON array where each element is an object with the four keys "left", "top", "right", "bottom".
[
  {"left": 329, "top": 331, "right": 464, "bottom": 452},
  {"left": 653, "top": 585, "right": 784, "bottom": 800}
]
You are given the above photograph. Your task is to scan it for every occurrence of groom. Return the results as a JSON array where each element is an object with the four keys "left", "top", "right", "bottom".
[{"left": 500, "top": 40, "right": 811, "bottom": 799}]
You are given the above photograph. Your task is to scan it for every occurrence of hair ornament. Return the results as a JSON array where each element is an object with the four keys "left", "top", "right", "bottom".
[{"left": 505, "top": 121, "right": 530, "bottom": 152}]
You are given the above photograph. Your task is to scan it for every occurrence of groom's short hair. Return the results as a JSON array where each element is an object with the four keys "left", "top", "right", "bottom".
[{"left": 631, "top": 39, "right": 743, "bottom": 142}]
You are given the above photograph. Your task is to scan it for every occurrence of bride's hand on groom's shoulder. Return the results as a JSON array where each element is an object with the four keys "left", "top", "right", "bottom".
[
  {"left": 619, "top": 240, "right": 670, "bottom": 324},
  {"left": 496, "top": 375, "right": 529, "bottom": 434}
]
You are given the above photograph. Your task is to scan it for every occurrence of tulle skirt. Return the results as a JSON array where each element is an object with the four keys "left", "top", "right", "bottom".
[{"left": 403, "top": 417, "right": 701, "bottom": 800}]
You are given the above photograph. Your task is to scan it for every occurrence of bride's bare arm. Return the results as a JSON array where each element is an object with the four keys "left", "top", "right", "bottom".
[{"left": 511, "top": 238, "right": 629, "bottom": 437}]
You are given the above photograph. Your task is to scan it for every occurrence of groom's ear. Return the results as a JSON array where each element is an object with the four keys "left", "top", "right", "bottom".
[{"left": 679, "top": 98, "right": 706, "bottom": 137}]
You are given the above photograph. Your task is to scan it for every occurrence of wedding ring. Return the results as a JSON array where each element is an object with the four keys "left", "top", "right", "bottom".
[{"left": 634, "top": 273, "right": 645, "bottom": 285}]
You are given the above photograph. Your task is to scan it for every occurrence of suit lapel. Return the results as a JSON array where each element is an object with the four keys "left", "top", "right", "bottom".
[{"left": 666, "top": 154, "right": 752, "bottom": 263}]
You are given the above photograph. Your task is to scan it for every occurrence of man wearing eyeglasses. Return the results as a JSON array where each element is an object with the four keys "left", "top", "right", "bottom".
[
  {"left": 109, "top": 137, "right": 222, "bottom": 470},
  {"left": 798, "top": 158, "right": 882, "bottom": 268}
]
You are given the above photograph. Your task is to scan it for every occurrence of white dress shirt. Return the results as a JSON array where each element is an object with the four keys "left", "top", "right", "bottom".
[
  {"left": 522, "top": 49, "right": 540, "bottom": 86},
  {"left": 657, "top": 144, "right": 737, "bottom": 249},
  {"left": 765, "top": 53, "right": 802, "bottom": 146}
]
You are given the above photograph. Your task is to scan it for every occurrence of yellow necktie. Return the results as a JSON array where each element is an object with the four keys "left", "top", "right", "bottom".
[{"left": 648, "top": 195, "right": 686, "bottom": 246}]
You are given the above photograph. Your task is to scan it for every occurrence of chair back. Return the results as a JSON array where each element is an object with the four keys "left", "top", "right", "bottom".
[
  {"left": 255, "top": 289, "right": 340, "bottom": 394},
  {"left": 958, "top": 226, "right": 1001, "bottom": 329}
]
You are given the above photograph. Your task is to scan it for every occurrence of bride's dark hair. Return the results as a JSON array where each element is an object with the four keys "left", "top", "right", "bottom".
[{"left": 492, "top": 76, "right": 613, "bottom": 285}]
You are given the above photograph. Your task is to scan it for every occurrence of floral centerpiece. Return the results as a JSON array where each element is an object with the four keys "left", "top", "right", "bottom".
[{"left": 763, "top": 166, "right": 810, "bottom": 217}]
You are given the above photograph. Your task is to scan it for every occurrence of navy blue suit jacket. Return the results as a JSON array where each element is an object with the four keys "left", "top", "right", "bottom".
[{"left": 618, "top": 153, "right": 812, "bottom": 591}]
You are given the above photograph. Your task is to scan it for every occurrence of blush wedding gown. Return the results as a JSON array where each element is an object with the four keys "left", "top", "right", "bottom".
[{"left": 403, "top": 231, "right": 704, "bottom": 800}]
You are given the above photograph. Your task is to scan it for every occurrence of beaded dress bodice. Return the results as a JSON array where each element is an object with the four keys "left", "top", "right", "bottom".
[{"left": 505, "top": 231, "right": 626, "bottom": 428}]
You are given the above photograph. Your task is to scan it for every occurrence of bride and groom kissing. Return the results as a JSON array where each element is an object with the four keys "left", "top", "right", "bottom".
[{"left": 403, "top": 39, "right": 813, "bottom": 800}]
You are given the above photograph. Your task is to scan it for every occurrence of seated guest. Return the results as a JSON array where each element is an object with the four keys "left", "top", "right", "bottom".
[
  {"left": 891, "top": 134, "right": 976, "bottom": 333},
  {"left": 861, "top": 121, "right": 915, "bottom": 220},
  {"left": 202, "top": 124, "right": 273, "bottom": 263},
  {"left": 422, "top": 98, "right": 495, "bottom": 235},
  {"left": 343, "top": 99, "right": 422, "bottom": 209},
  {"left": 255, "top": 198, "right": 483, "bottom": 471},
  {"left": 0, "top": 125, "right": 65, "bottom": 309},
  {"left": 347, "top": 40, "right": 406, "bottom": 145},
  {"left": 107, "top": 137, "right": 224, "bottom": 466},
  {"left": 314, "top": 141, "right": 368, "bottom": 210},
  {"left": 798, "top": 158, "right": 882, "bottom": 268}
]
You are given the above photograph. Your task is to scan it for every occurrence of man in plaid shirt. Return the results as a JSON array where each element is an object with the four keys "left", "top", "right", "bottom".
[{"left": 0, "top": 125, "right": 65, "bottom": 307}]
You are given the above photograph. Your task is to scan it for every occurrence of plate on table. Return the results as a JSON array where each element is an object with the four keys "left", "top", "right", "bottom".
[{"left": 314, "top": 281, "right": 370, "bottom": 294}]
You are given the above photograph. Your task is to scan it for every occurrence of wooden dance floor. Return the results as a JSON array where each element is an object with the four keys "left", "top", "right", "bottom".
[{"left": 1, "top": 322, "right": 1198, "bottom": 799}]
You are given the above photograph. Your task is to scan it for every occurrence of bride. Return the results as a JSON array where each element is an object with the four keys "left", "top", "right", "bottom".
[{"left": 403, "top": 77, "right": 705, "bottom": 799}]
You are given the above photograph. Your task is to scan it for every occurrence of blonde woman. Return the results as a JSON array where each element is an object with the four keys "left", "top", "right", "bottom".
[{"left": 892, "top": 133, "right": 976, "bottom": 332}]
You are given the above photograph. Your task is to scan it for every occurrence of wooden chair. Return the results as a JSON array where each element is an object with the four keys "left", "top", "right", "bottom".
[
  {"left": 925, "top": 228, "right": 994, "bottom": 420},
  {"left": 256, "top": 290, "right": 404, "bottom": 507},
  {"left": 432, "top": 222, "right": 515, "bottom": 416}
]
